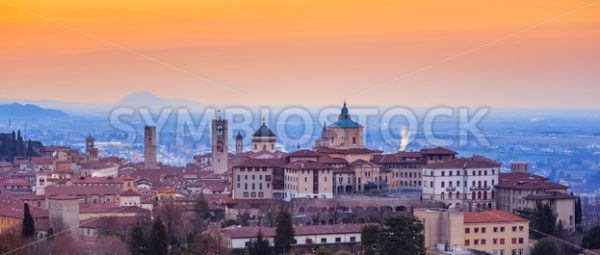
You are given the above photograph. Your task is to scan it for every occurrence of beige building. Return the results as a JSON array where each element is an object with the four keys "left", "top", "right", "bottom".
[
  {"left": 232, "top": 158, "right": 279, "bottom": 199},
  {"left": 496, "top": 171, "right": 576, "bottom": 231},
  {"left": 415, "top": 209, "right": 530, "bottom": 255},
  {"left": 414, "top": 209, "right": 465, "bottom": 252},
  {"left": 284, "top": 160, "right": 333, "bottom": 200},
  {"left": 464, "top": 210, "right": 529, "bottom": 255}
]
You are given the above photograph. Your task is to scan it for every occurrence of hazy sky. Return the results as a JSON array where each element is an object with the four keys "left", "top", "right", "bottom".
[{"left": 1, "top": 0, "right": 599, "bottom": 108}]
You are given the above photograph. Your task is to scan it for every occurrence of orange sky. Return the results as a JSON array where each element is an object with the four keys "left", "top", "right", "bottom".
[{"left": 1, "top": 0, "right": 599, "bottom": 108}]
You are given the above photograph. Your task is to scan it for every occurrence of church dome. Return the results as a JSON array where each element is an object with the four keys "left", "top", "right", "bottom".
[
  {"left": 253, "top": 123, "right": 276, "bottom": 137},
  {"left": 329, "top": 102, "right": 361, "bottom": 128}
]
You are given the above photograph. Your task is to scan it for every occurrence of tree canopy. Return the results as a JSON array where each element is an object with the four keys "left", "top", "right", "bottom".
[
  {"left": 274, "top": 208, "right": 295, "bottom": 255},
  {"left": 531, "top": 238, "right": 560, "bottom": 255}
]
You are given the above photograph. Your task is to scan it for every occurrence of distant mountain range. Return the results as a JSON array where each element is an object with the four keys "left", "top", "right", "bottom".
[{"left": 0, "top": 103, "right": 69, "bottom": 119}]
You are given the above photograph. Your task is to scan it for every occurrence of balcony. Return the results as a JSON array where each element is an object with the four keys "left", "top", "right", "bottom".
[{"left": 469, "top": 186, "right": 491, "bottom": 191}]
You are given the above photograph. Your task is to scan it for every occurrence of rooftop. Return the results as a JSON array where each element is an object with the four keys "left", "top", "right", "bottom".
[
  {"left": 497, "top": 172, "right": 569, "bottom": 190},
  {"left": 464, "top": 210, "right": 528, "bottom": 224}
]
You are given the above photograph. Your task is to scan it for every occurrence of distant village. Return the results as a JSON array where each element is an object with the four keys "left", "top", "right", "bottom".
[{"left": 0, "top": 103, "right": 595, "bottom": 255}]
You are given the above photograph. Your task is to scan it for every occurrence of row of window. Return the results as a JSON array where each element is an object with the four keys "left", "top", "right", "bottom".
[
  {"left": 392, "top": 171, "right": 421, "bottom": 178},
  {"left": 237, "top": 174, "right": 272, "bottom": 182},
  {"left": 465, "top": 226, "right": 524, "bottom": 234},
  {"left": 238, "top": 167, "right": 269, "bottom": 172},
  {"left": 465, "top": 237, "right": 524, "bottom": 246},
  {"left": 492, "top": 250, "right": 524, "bottom": 255},
  {"left": 435, "top": 169, "right": 496, "bottom": 177},
  {"left": 242, "top": 191, "right": 264, "bottom": 198},
  {"left": 237, "top": 182, "right": 270, "bottom": 190}
]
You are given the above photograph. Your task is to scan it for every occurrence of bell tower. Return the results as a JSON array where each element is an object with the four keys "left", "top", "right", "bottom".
[
  {"left": 235, "top": 132, "right": 244, "bottom": 154},
  {"left": 211, "top": 114, "right": 228, "bottom": 173}
]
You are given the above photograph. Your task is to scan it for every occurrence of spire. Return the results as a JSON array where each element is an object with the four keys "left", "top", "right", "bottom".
[
  {"left": 339, "top": 101, "right": 350, "bottom": 120},
  {"left": 217, "top": 110, "right": 222, "bottom": 121},
  {"left": 261, "top": 115, "right": 266, "bottom": 126}
]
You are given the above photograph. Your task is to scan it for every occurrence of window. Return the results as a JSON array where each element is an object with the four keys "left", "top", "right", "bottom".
[
  {"left": 518, "top": 237, "right": 524, "bottom": 244},
  {"left": 481, "top": 227, "right": 486, "bottom": 233},
  {"left": 500, "top": 227, "right": 505, "bottom": 232},
  {"left": 465, "top": 240, "right": 470, "bottom": 246},
  {"left": 512, "top": 249, "right": 516, "bottom": 255},
  {"left": 335, "top": 237, "right": 341, "bottom": 243},
  {"left": 512, "top": 226, "right": 517, "bottom": 232},
  {"left": 518, "top": 249, "right": 524, "bottom": 255},
  {"left": 465, "top": 228, "right": 470, "bottom": 234},
  {"left": 474, "top": 239, "right": 479, "bottom": 245},
  {"left": 321, "top": 238, "right": 327, "bottom": 243},
  {"left": 481, "top": 239, "right": 486, "bottom": 245},
  {"left": 474, "top": 227, "right": 479, "bottom": 233},
  {"left": 500, "top": 238, "right": 505, "bottom": 245},
  {"left": 494, "top": 227, "right": 498, "bottom": 233},
  {"left": 511, "top": 238, "right": 517, "bottom": 244},
  {"left": 350, "top": 237, "right": 356, "bottom": 242},
  {"left": 493, "top": 238, "right": 498, "bottom": 245}
]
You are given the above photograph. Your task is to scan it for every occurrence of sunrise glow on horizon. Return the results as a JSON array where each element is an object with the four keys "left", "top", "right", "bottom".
[{"left": 1, "top": 0, "right": 599, "bottom": 108}]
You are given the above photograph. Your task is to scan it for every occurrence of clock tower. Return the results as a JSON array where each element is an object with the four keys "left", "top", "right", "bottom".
[{"left": 211, "top": 115, "right": 228, "bottom": 173}]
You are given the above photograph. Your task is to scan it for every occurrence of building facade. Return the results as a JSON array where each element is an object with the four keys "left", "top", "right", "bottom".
[
  {"left": 143, "top": 126, "right": 157, "bottom": 169},
  {"left": 211, "top": 117, "right": 229, "bottom": 173},
  {"left": 422, "top": 156, "right": 500, "bottom": 210}
]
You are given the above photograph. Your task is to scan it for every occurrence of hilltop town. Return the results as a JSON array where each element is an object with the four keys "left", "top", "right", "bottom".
[{"left": 0, "top": 103, "right": 595, "bottom": 255}]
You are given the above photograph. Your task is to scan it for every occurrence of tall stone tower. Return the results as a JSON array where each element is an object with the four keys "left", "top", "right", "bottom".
[
  {"left": 48, "top": 195, "right": 80, "bottom": 239},
  {"left": 85, "top": 134, "right": 99, "bottom": 160},
  {"left": 144, "top": 126, "right": 157, "bottom": 168},
  {"left": 235, "top": 132, "right": 244, "bottom": 154},
  {"left": 211, "top": 116, "right": 228, "bottom": 173}
]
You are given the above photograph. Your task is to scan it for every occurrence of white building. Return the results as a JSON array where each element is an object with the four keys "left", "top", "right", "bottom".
[
  {"left": 220, "top": 224, "right": 368, "bottom": 249},
  {"left": 422, "top": 155, "right": 500, "bottom": 210}
]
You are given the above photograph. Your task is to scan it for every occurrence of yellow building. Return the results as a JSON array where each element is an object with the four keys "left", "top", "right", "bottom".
[
  {"left": 464, "top": 210, "right": 529, "bottom": 255},
  {"left": 415, "top": 209, "right": 529, "bottom": 255}
]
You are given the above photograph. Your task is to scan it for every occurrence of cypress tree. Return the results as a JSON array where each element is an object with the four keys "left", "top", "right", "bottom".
[
  {"left": 274, "top": 208, "right": 294, "bottom": 255},
  {"left": 21, "top": 203, "right": 35, "bottom": 238},
  {"left": 248, "top": 231, "right": 271, "bottom": 255},
  {"left": 128, "top": 224, "right": 146, "bottom": 255},
  {"left": 149, "top": 217, "right": 168, "bottom": 255}
]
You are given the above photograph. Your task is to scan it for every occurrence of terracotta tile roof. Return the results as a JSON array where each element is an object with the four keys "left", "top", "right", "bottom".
[
  {"left": 120, "top": 189, "right": 141, "bottom": 196},
  {"left": 424, "top": 156, "right": 500, "bottom": 169},
  {"left": 232, "top": 157, "right": 285, "bottom": 168},
  {"left": 497, "top": 172, "right": 568, "bottom": 190},
  {"left": 464, "top": 210, "right": 528, "bottom": 224},
  {"left": 524, "top": 191, "right": 576, "bottom": 200},
  {"left": 0, "top": 194, "right": 48, "bottom": 219},
  {"left": 287, "top": 149, "right": 321, "bottom": 158},
  {"left": 333, "top": 167, "right": 354, "bottom": 174},
  {"left": 420, "top": 147, "right": 457, "bottom": 155},
  {"left": 317, "top": 155, "right": 348, "bottom": 164},
  {"left": 284, "top": 160, "right": 330, "bottom": 170},
  {"left": 72, "top": 176, "right": 123, "bottom": 185},
  {"left": 45, "top": 185, "right": 121, "bottom": 196},
  {"left": 221, "top": 223, "right": 370, "bottom": 239},
  {"left": 80, "top": 216, "right": 148, "bottom": 228},
  {"left": 315, "top": 147, "right": 381, "bottom": 155}
]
